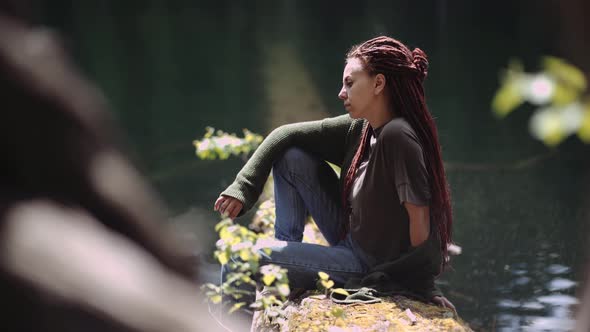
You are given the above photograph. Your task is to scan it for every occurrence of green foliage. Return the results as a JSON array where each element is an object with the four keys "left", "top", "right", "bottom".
[
  {"left": 317, "top": 271, "right": 335, "bottom": 290},
  {"left": 193, "top": 127, "right": 263, "bottom": 160},
  {"left": 195, "top": 127, "right": 331, "bottom": 320},
  {"left": 492, "top": 60, "right": 527, "bottom": 117},
  {"left": 195, "top": 128, "right": 289, "bottom": 317},
  {"left": 250, "top": 198, "right": 277, "bottom": 236},
  {"left": 492, "top": 57, "right": 590, "bottom": 147},
  {"left": 316, "top": 271, "right": 350, "bottom": 320},
  {"left": 317, "top": 271, "right": 349, "bottom": 297},
  {"left": 202, "top": 218, "right": 290, "bottom": 314}
]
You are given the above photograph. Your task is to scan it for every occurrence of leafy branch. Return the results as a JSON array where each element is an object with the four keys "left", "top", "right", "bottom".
[{"left": 493, "top": 56, "right": 589, "bottom": 147}]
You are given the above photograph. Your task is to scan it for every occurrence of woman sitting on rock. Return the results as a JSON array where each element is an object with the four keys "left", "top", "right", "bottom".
[{"left": 216, "top": 36, "right": 455, "bottom": 309}]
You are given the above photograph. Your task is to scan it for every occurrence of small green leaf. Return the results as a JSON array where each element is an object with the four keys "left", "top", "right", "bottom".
[
  {"left": 239, "top": 249, "right": 251, "bottom": 261},
  {"left": 215, "top": 219, "right": 232, "bottom": 232},
  {"left": 492, "top": 79, "right": 524, "bottom": 117},
  {"left": 210, "top": 295, "right": 222, "bottom": 304},
  {"left": 577, "top": 104, "right": 590, "bottom": 143},
  {"left": 331, "top": 307, "right": 345, "bottom": 319},
  {"left": 229, "top": 302, "right": 246, "bottom": 314},
  {"left": 331, "top": 288, "right": 350, "bottom": 297},
  {"left": 219, "top": 226, "right": 233, "bottom": 240},
  {"left": 321, "top": 280, "right": 334, "bottom": 289},
  {"left": 552, "top": 83, "right": 580, "bottom": 106},
  {"left": 318, "top": 271, "right": 329, "bottom": 280},
  {"left": 217, "top": 251, "right": 229, "bottom": 265},
  {"left": 543, "top": 56, "right": 587, "bottom": 92},
  {"left": 262, "top": 274, "right": 276, "bottom": 286}
]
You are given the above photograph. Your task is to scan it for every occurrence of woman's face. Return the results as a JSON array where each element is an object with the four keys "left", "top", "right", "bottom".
[{"left": 338, "top": 57, "right": 377, "bottom": 119}]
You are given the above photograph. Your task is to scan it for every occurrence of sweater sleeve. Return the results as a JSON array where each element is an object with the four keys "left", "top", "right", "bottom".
[{"left": 221, "top": 114, "right": 354, "bottom": 215}]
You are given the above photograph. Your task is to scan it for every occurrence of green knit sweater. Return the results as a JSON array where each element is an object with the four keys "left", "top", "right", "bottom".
[{"left": 222, "top": 114, "right": 365, "bottom": 214}]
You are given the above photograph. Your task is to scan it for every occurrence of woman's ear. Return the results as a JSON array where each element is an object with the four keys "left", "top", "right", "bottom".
[{"left": 374, "top": 73, "right": 386, "bottom": 95}]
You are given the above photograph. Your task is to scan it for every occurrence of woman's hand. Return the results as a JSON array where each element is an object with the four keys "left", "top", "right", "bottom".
[
  {"left": 432, "top": 296, "right": 457, "bottom": 315},
  {"left": 214, "top": 195, "right": 243, "bottom": 219}
]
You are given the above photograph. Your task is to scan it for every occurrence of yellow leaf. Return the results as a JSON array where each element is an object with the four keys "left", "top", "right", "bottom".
[
  {"left": 529, "top": 107, "right": 567, "bottom": 147},
  {"left": 331, "top": 307, "right": 345, "bottom": 318},
  {"left": 492, "top": 79, "right": 524, "bottom": 117},
  {"left": 219, "top": 227, "right": 232, "bottom": 240},
  {"left": 210, "top": 295, "right": 222, "bottom": 304},
  {"left": 318, "top": 271, "right": 329, "bottom": 280},
  {"left": 552, "top": 83, "right": 579, "bottom": 106},
  {"left": 543, "top": 56, "right": 587, "bottom": 92},
  {"left": 217, "top": 251, "right": 229, "bottom": 265},
  {"left": 543, "top": 128, "right": 566, "bottom": 147},
  {"left": 239, "top": 227, "right": 248, "bottom": 236},
  {"left": 215, "top": 219, "right": 232, "bottom": 232},
  {"left": 577, "top": 104, "right": 590, "bottom": 143},
  {"left": 204, "top": 127, "right": 215, "bottom": 138},
  {"left": 229, "top": 302, "right": 246, "bottom": 314},
  {"left": 321, "top": 280, "right": 334, "bottom": 289},
  {"left": 262, "top": 274, "right": 276, "bottom": 286},
  {"left": 331, "top": 288, "right": 350, "bottom": 297},
  {"left": 239, "top": 249, "right": 250, "bottom": 261}
]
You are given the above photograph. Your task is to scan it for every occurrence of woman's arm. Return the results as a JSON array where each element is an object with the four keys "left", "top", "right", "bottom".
[
  {"left": 405, "top": 202, "right": 456, "bottom": 313},
  {"left": 220, "top": 115, "right": 356, "bottom": 216},
  {"left": 404, "top": 202, "right": 430, "bottom": 247}
]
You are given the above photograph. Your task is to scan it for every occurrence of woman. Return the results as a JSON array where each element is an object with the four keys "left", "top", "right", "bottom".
[{"left": 215, "top": 36, "right": 454, "bottom": 309}]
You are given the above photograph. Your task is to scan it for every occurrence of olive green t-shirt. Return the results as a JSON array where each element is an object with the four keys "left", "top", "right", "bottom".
[{"left": 348, "top": 118, "right": 431, "bottom": 266}]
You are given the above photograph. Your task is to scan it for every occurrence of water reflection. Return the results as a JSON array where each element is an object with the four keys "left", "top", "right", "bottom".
[
  {"left": 547, "top": 278, "right": 577, "bottom": 292},
  {"left": 546, "top": 264, "right": 572, "bottom": 275},
  {"left": 494, "top": 256, "right": 578, "bottom": 331}
]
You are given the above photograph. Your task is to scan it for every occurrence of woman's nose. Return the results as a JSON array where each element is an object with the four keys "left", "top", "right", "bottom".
[{"left": 338, "top": 87, "right": 347, "bottom": 100}]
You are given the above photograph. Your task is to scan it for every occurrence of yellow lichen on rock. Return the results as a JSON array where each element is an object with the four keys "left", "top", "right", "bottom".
[{"left": 253, "top": 294, "right": 472, "bottom": 331}]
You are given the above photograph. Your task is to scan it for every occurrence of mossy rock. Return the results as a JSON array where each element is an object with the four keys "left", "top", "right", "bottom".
[{"left": 251, "top": 293, "right": 472, "bottom": 332}]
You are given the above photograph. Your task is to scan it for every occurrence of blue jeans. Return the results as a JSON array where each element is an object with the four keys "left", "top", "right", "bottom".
[{"left": 257, "top": 147, "right": 369, "bottom": 290}]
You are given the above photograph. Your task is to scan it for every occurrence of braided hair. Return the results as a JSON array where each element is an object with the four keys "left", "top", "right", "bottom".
[{"left": 344, "top": 36, "right": 453, "bottom": 263}]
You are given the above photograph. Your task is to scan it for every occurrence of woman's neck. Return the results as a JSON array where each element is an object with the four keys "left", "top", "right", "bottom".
[{"left": 365, "top": 102, "right": 394, "bottom": 129}]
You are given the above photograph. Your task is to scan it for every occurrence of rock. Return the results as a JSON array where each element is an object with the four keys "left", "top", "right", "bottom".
[{"left": 251, "top": 293, "right": 472, "bottom": 331}]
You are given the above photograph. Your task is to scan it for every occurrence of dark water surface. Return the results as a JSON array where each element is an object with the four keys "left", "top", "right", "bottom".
[{"left": 39, "top": 1, "right": 588, "bottom": 330}]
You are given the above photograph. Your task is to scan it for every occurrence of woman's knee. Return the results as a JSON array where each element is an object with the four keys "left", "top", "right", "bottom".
[{"left": 273, "top": 147, "right": 319, "bottom": 175}]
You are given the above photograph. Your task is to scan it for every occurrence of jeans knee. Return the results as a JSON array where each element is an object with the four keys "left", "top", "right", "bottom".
[{"left": 273, "top": 147, "right": 317, "bottom": 175}]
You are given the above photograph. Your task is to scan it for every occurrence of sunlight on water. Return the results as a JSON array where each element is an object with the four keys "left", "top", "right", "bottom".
[{"left": 495, "top": 258, "right": 578, "bottom": 331}]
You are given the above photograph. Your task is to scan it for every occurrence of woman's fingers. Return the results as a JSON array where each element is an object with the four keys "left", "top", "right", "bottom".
[
  {"left": 214, "top": 196, "right": 230, "bottom": 214},
  {"left": 432, "top": 296, "right": 457, "bottom": 316},
  {"left": 229, "top": 201, "right": 244, "bottom": 219},
  {"left": 226, "top": 201, "right": 239, "bottom": 219},
  {"left": 444, "top": 298, "right": 456, "bottom": 312},
  {"left": 214, "top": 195, "right": 243, "bottom": 219},
  {"left": 219, "top": 199, "right": 231, "bottom": 215},
  {"left": 432, "top": 297, "right": 444, "bottom": 307},
  {"left": 214, "top": 196, "right": 225, "bottom": 211}
]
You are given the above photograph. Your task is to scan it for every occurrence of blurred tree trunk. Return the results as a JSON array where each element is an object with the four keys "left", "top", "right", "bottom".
[{"left": 547, "top": 0, "right": 590, "bottom": 75}]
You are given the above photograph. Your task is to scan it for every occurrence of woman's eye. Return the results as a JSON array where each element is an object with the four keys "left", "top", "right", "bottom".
[{"left": 345, "top": 81, "right": 353, "bottom": 88}]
